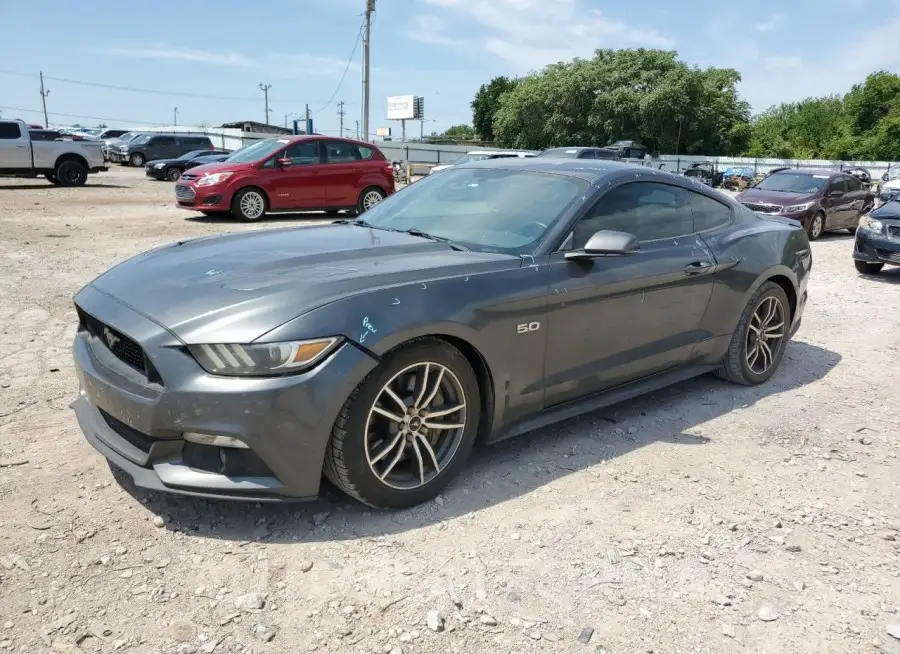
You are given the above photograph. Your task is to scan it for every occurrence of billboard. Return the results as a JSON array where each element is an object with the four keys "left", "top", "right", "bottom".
[
  {"left": 387, "top": 95, "right": 416, "bottom": 120},
  {"left": 375, "top": 127, "right": 392, "bottom": 137}
]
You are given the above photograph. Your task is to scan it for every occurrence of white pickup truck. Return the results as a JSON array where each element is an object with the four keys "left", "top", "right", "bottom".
[{"left": 0, "top": 119, "right": 107, "bottom": 186}]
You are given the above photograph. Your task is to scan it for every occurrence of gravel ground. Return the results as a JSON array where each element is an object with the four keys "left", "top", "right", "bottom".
[{"left": 1, "top": 167, "right": 899, "bottom": 654}]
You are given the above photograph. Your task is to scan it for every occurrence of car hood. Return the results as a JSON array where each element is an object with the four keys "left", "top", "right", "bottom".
[
  {"left": 183, "top": 161, "right": 250, "bottom": 177},
  {"left": 872, "top": 201, "right": 900, "bottom": 219},
  {"left": 735, "top": 188, "right": 815, "bottom": 206},
  {"left": 84, "top": 225, "right": 514, "bottom": 344}
]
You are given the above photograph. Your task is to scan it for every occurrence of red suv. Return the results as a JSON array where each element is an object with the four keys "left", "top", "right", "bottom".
[{"left": 174, "top": 136, "right": 395, "bottom": 220}]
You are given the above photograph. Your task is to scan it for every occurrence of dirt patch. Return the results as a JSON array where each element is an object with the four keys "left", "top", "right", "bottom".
[{"left": 1, "top": 168, "right": 899, "bottom": 653}]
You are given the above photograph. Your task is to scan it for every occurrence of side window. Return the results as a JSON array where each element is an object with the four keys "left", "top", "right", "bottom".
[
  {"left": 358, "top": 146, "right": 375, "bottom": 160},
  {"left": 577, "top": 150, "right": 594, "bottom": 159},
  {"left": 282, "top": 140, "right": 319, "bottom": 166},
  {"left": 690, "top": 191, "right": 733, "bottom": 232},
  {"left": 845, "top": 175, "right": 862, "bottom": 192},
  {"left": 151, "top": 136, "right": 176, "bottom": 147},
  {"left": 829, "top": 177, "right": 847, "bottom": 194},
  {"left": 0, "top": 122, "right": 23, "bottom": 139},
  {"left": 324, "top": 141, "right": 362, "bottom": 163},
  {"left": 572, "top": 182, "right": 693, "bottom": 248}
]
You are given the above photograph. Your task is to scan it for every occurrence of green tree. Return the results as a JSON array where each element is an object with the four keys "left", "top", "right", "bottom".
[
  {"left": 490, "top": 49, "right": 750, "bottom": 155},
  {"left": 442, "top": 124, "right": 475, "bottom": 140},
  {"left": 471, "top": 76, "right": 519, "bottom": 141}
]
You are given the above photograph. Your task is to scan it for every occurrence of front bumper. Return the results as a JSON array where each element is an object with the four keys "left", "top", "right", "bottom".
[
  {"left": 175, "top": 183, "right": 228, "bottom": 210},
  {"left": 70, "top": 285, "right": 378, "bottom": 501},
  {"left": 853, "top": 228, "right": 900, "bottom": 266},
  {"left": 145, "top": 166, "right": 166, "bottom": 180}
]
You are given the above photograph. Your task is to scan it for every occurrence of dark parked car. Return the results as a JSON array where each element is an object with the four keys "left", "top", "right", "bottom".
[
  {"left": 843, "top": 166, "right": 872, "bottom": 187},
  {"left": 608, "top": 140, "right": 647, "bottom": 159},
  {"left": 538, "top": 146, "right": 621, "bottom": 160},
  {"left": 735, "top": 168, "right": 874, "bottom": 240},
  {"left": 683, "top": 163, "right": 723, "bottom": 187},
  {"left": 175, "top": 135, "right": 395, "bottom": 220},
  {"left": 113, "top": 133, "right": 214, "bottom": 166},
  {"left": 145, "top": 149, "right": 232, "bottom": 181},
  {"left": 71, "top": 158, "right": 810, "bottom": 507},
  {"left": 854, "top": 188, "right": 900, "bottom": 274}
]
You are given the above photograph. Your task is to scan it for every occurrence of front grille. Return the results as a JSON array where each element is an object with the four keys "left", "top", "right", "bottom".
[
  {"left": 180, "top": 173, "right": 198, "bottom": 181},
  {"left": 99, "top": 408, "right": 154, "bottom": 453},
  {"left": 175, "top": 184, "right": 196, "bottom": 201},
  {"left": 888, "top": 225, "right": 900, "bottom": 239},
  {"left": 876, "top": 248, "right": 900, "bottom": 263},
  {"left": 77, "top": 308, "right": 146, "bottom": 374},
  {"left": 742, "top": 202, "right": 781, "bottom": 214}
]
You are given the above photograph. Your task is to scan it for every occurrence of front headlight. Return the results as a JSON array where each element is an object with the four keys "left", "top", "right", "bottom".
[
  {"left": 782, "top": 201, "right": 814, "bottom": 214},
  {"left": 858, "top": 213, "right": 884, "bottom": 234},
  {"left": 197, "top": 172, "right": 235, "bottom": 187},
  {"left": 187, "top": 338, "right": 341, "bottom": 377},
  {"left": 153, "top": 163, "right": 165, "bottom": 169}
]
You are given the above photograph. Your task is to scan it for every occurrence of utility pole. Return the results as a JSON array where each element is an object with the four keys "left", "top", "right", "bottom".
[
  {"left": 259, "top": 83, "right": 272, "bottom": 125},
  {"left": 305, "top": 104, "right": 310, "bottom": 134},
  {"left": 337, "top": 101, "right": 346, "bottom": 135},
  {"left": 361, "top": 0, "right": 375, "bottom": 141},
  {"left": 173, "top": 107, "right": 179, "bottom": 126},
  {"left": 355, "top": 120, "right": 360, "bottom": 138},
  {"left": 39, "top": 71, "right": 50, "bottom": 127}
]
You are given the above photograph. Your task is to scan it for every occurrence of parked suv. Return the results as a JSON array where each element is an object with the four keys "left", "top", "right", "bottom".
[
  {"left": 115, "top": 134, "right": 214, "bottom": 166},
  {"left": 175, "top": 136, "right": 395, "bottom": 220},
  {"left": 735, "top": 168, "right": 874, "bottom": 240}
]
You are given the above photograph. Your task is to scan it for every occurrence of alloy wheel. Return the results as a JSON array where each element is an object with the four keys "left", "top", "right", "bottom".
[
  {"left": 745, "top": 296, "right": 786, "bottom": 375},
  {"left": 364, "top": 362, "right": 467, "bottom": 490},
  {"left": 363, "top": 190, "right": 384, "bottom": 211},
  {"left": 239, "top": 191, "right": 265, "bottom": 220},
  {"left": 809, "top": 214, "right": 824, "bottom": 239}
]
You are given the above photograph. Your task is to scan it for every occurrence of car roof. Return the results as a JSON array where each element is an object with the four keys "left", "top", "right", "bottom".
[
  {"left": 277, "top": 134, "right": 377, "bottom": 148},
  {"left": 456, "top": 156, "right": 694, "bottom": 184},
  {"left": 774, "top": 167, "right": 840, "bottom": 176}
]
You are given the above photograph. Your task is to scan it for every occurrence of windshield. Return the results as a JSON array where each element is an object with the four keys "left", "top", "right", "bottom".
[
  {"left": 178, "top": 150, "right": 211, "bottom": 161},
  {"left": 350, "top": 167, "right": 588, "bottom": 254},
  {"left": 754, "top": 172, "right": 828, "bottom": 194},
  {"left": 129, "top": 135, "right": 151, "bottom": 145},
  {"left": 225, "top": 138, "right": 288, "bottom": 163}
]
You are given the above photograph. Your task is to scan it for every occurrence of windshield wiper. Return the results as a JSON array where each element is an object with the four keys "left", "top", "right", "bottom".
[{"left": 402, "top": 229, "right": 468, "bottom": 251}]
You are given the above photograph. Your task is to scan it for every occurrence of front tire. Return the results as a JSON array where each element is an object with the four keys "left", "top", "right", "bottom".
[
  {"left": 855, "top": 260, "right": 884, "bottom": 275},
  {"left": 44, "top": 172, "right": 60, "bottom": 185},
  {"left": 165, "top": 167, "right": 181, "bottom": 181},
  {"left": 806, "top": 211, "right": 825, "bottom": 240},
  {"left": 357, "top": 186, "right": 386, "bottom": 214},
  {"left": 54, "top": 160, "right": 88, "bottom": 187},
  {"left": 324, "top": 338, "right": 481, "bottom": 508},
  {"left": 716, "top": 281, "right": 791, "bottom": 386},
  {"left": 231, "top": 187, "right": 267, "bottom": 221},
  {"left": 129, "top": 153, "right": 145, "bottom": 166}
]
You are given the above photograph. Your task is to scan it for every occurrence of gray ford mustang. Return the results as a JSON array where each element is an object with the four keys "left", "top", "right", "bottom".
[{"left": 71, "top": 158, "right": 812, "bottom": 508}]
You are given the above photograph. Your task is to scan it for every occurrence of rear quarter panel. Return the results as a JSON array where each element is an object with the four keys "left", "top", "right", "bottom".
[{"left": 699, "top": 206, "right": 810, "bottom": 341}]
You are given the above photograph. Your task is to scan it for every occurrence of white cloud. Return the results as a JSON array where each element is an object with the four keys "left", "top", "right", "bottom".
[
  {"left": 754, "top": 13, "right": 784, "bottom": 31},
  {"left": 97, "top": 46, "right": 254, "bottom": 68},
  {"left": 405, "top": 15, "right": 463, "bottom": 46},
  {"left": 413, "top": 0, "right": 673, "bottom": 73}
]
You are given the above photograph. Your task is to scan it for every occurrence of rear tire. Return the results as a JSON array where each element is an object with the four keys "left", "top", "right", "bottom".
[
  {"left": 715, "top": 281, "right": 791, "bottom": 386},
  {"left": 854, "top": 260, "right": 884, "bottom": 275},
  {"left": 357, "top": 186, "right": 386, "bottom": 214},
  {"left": 231, "top": 187, "right": 267, "bottom": 221},
  {"left": 324, "top": 338, "right": 481, "bottom": 509},
  {"left": 54, "top": 160, "right": 88, "bottom": 187}
]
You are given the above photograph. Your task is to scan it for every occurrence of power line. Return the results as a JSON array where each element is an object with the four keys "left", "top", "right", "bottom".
[
  {"left": 0, "top": 105, "right": 168, "bottom": 126},
  {"left": 0, "top": 68, "right": 321, "bottom": 104},
  {"left": 311, "top": 20, "right": 365, "bottom": 114}
]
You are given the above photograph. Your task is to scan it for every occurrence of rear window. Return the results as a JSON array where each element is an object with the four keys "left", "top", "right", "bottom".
[
  {"left": 184, "top": 137, "right": 211, "bottom": 147},
  {"left": 0, "top": 122, "right": 23, "bottom": 139}
]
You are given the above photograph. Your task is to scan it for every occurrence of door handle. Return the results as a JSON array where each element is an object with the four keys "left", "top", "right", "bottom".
[{"left": 683, "top": 261, "right": 712, "bottom": 275}]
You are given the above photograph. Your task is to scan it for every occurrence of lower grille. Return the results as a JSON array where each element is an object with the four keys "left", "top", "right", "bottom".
[
  {"left": 99, "top": 408, "right": 154, "bottom": 453},
  {"left": 77, "top": 308, "right": 146, "bottom": 374},
  {"left": 175, "top": 184, "right": 196, "bottom": 201},
  {"left": 876, "top": 248, "right": 900, "bottom": 263},
  {"left": 741, "top": 202, "right": 781, "bottom": 214}
]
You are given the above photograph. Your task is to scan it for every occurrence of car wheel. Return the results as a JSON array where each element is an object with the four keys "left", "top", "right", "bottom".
[
  {"left": 54, "top": 160, "right": 88, "bottom": 187},
  {"left": 715, "top": 281, "right": 791, "bottom": 386},
  {"left": 324, "top": 338, "right": 481, "bottom": 508},
  {"left": 357, "top": 186, "right": 386, "bottom": 214},
  {"left": 231, "top": 187, "right": 267, "bottom": 221},
  {"left": 44, "top": 173, "right": 61, "bottom": 185},
  {"left": 129, "top": 153, "right": 145, "bottom": 166},
  {"left": 806, "top": 211, "right": 825, "bottom": 240},
  {"left": 854, "top": 260, "right": 884, "bottom": 275},
  {"left": 165, "top": 167, "right": 181, "bottom": 181}
]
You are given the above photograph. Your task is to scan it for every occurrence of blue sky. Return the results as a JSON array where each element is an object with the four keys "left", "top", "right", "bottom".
[{"left": 1, "top": 0, "right": 897, "bottom": 137}]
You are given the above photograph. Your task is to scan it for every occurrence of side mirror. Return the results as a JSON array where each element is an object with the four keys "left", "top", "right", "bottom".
[
  {"left": 564, "top": 230, "right": 640, "bottom": 260},
  {"left": 828, "top": 189, "right": 844, "bottom": 198},
  {"left": 275, "top": 157, "right": 292, "bottom": 167}
]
